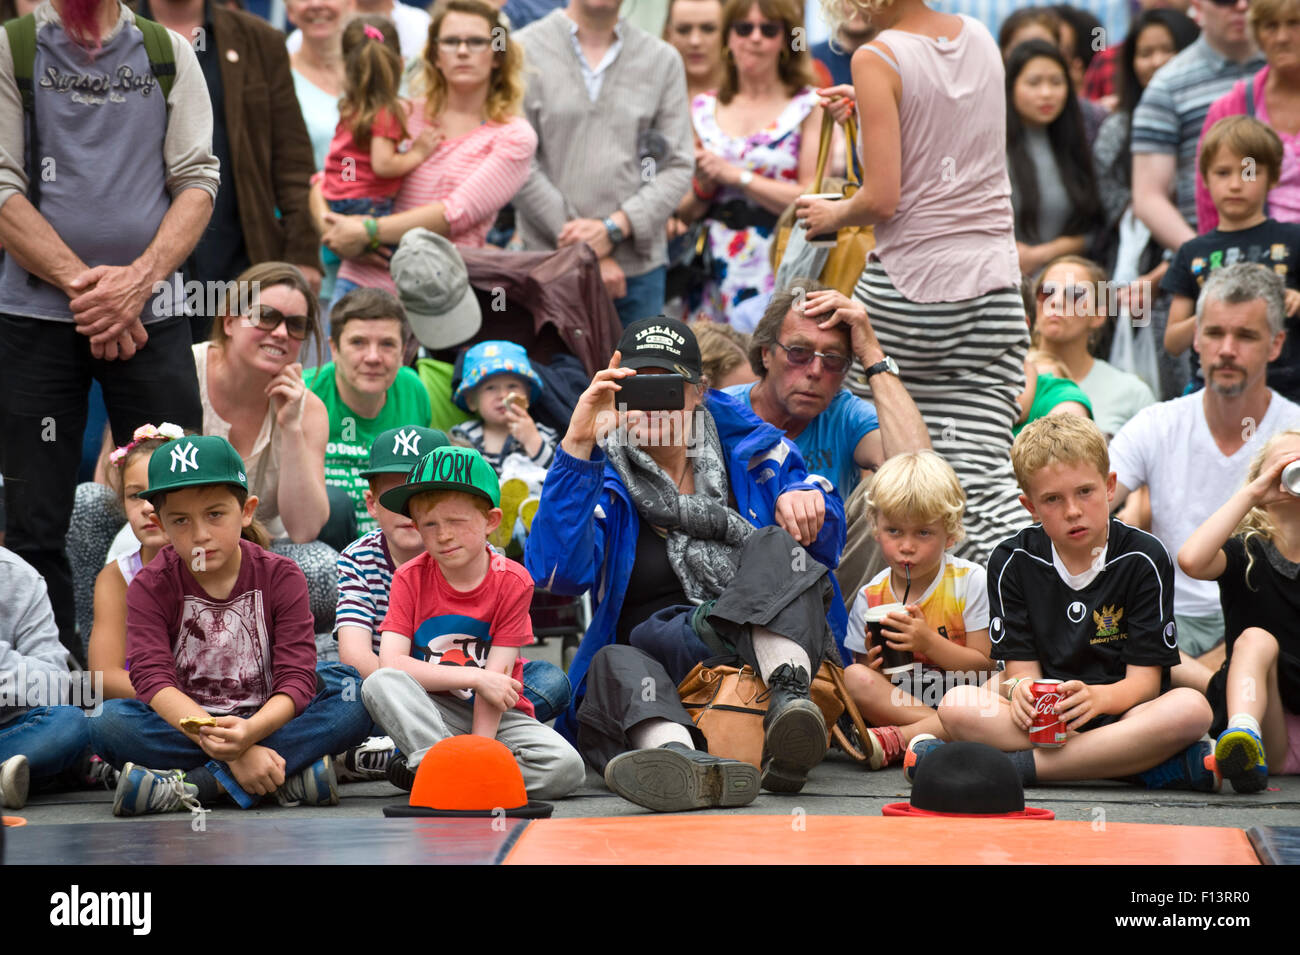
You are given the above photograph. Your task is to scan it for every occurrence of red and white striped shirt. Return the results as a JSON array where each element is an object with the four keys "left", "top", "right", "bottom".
[{"left": 338, "top": 103, "right": 537, "bottom": 292}]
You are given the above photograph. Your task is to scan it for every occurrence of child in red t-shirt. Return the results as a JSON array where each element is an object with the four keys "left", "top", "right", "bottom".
[
  {"left": 320, "top": 16, "right": 441, "bottom": 226},
  {"left": 362, "top": 446, "right": 584, "bottom": 799}
]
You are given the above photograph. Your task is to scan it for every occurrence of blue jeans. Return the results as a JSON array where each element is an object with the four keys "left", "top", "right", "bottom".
[
  {"left": 329, "top": 275, "right": 362, "bottom": 316},
  {"left": 614, "top": 265, "right": 667, "bottom": 327},
  {"left": 0, "top": 706, "right": 92, "bottom": 781},
  {"left": 88, "top": 663, "right": 372, "bottom": 809},
  {"left": 327, "top": 197, "right": 395, "bottom": 218},
  {"left": 521, "top": 659, "right": 571, "bottom": 724}
]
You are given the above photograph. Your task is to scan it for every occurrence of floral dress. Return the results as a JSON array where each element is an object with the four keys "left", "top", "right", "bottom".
[{"left": 690, "top": 87, "right": 820, "bottom": 328}]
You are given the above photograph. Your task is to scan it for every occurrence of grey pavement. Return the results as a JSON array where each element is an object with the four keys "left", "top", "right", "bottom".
[{"left": 12, "top": 751, "right": 1300, "bottom": 831}]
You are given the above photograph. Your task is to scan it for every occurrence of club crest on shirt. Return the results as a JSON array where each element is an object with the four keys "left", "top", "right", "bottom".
[{"left": 1091, "top": 604, "right": 1125, "bottom": 644}]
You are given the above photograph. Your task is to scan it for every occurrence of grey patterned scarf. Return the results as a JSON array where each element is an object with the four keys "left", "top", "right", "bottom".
[{"left": 604, "top": 406, "right": 753, "bottom": 603}]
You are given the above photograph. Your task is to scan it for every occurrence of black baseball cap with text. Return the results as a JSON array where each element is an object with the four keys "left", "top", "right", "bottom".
[{"left": 616, "top": 316, "right": 702, "bottom": 383}]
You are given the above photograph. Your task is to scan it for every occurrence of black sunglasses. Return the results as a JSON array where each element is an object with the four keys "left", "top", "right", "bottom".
[
  {"left": 774, "top": 341, "right": 851, "bottom": 375},
  {"left": 731, "top": 21, "right": 783, "bottom": 38},
  {"left": 245, "top": 304, "right": 310, "bottom": 341}
]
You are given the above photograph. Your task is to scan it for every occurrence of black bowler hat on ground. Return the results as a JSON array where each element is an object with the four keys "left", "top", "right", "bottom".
[{"left": 882, "top": 742, "right": 1054, "bottom": 819}]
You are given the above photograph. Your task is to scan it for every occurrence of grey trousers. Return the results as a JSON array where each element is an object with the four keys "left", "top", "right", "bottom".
[{"left": 361, "top": 668, "right": 586, "bottom": 800}]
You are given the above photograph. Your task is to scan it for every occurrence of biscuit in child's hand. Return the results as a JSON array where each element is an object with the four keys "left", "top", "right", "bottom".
[
  {"left": 505, "top": 392, "right": 529, "bottom": 410},
  {"left": 180, "top": 716, "right": 218, "bottom": 733}
]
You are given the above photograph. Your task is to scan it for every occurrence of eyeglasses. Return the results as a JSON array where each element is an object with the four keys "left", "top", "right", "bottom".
[
  {"left": 731, "top": 21, "right": 783, "bottom": 38},
  {"left": 773, "top": 341, "right": 851, "bottom": 375},
  {"left": 437, "top": 35, "right": 492, "bottom": 52},
  {"left": 244, "top": 304, "right": 310, "bottom": 341}
]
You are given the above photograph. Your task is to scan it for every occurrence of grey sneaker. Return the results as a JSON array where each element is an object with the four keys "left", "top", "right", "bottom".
[
  {"left": 275, "top": 755, "right": 339, "bottom": 807},
  {"left": 604, "top": 742, "right": 759, "bottom": 812},
  {"left": 112, "top": 763, "right": 204, "bottom": 817},
  {"left": 1, "top": 755, "right": 30, "bottom": 810}
]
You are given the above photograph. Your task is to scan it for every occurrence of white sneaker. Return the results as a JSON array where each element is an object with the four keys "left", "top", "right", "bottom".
[
  {"left": 0, "top": 755, "right": 30, "bottom": 810},
  {"left": 336, "top": 736, "right": 395, "bottom": 783}
]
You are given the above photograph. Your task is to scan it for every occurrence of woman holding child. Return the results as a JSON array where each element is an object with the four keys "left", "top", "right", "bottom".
[
  {"left": 526, "top": 317, "right": 847, "bottom": 812},
  {"left": 316, "top": 0, "right": 537, "bottom": 302}
]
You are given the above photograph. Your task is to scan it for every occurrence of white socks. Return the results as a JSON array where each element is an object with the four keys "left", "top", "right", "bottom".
[
  {"left": 1226, "top": 713, "right": 1263, "bottom": 740},
  {"left": 630, "top": 717, "right": 694, "bottom": 751},
  {"left": 752, "top": 626, "right": 812, "bottom": 685}
]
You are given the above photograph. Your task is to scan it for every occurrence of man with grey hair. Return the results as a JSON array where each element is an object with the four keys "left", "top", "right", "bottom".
[
  {"left": 725, "top": 278, "right": 929, "bottom": 597},
  {"left": 1110, "top": 264, "right": 1300, "bottom": 663}
]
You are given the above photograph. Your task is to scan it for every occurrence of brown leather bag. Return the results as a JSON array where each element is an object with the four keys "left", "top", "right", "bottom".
[
  {"left": 677, "top": 659, "right": 876, "bottom": 768},
  {"left": 770, "top": 113, "right": 875, "bottom": 296}
]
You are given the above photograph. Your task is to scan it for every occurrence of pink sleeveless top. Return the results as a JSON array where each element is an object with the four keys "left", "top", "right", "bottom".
[{"left": 866, "top": 16, "right": 1020, "bottom": 303}]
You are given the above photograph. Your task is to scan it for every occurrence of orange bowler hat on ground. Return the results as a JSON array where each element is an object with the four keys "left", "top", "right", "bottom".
[
  {"left": 383, "top": 735, "right": 554, "bottom": 818},
  {"left": 883, "top": 741, "right": 1054, "bottom": 820}
]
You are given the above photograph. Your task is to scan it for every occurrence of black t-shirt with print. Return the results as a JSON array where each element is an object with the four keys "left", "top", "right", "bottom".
[
  {"left": 1161, "top": 218, "right": 1300, "bottom": 401},
  {"left": 987, "top": 520, "right": 1180, "bottom": 688},
  {"left": 1216, "top": 534, "right": 1300, "bottom": 714}
]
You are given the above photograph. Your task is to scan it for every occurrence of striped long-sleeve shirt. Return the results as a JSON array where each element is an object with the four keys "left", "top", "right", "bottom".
[{"left": 337, "top": 109, "right": 537, "bottom": 292}]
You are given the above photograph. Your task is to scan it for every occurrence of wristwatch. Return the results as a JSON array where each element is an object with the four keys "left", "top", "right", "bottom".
[
  {"left": 603, "top": 216, "right": 624, "bottom": 245},
  {"left": 738, "top": 170, "right": 754, "bottom": 188},
  {"left": 864, "top": 356, "right": 900, "bottom": 379}
]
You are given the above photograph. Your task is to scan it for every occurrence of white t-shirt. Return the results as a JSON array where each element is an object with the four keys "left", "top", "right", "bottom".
[
  {"left": 286, "top": 2, "right": 432, "bottom": 60},
  {"left": 1080, "top": 358, "right": 1156, "bottom": 438},
  {"left": 1109, "top": 389, "right": 1300, "bottom": 616}
]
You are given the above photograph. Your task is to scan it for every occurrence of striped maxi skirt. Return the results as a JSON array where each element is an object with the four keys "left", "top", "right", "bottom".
[{"left": 849, "top": 261, "right": 1030, "bottom": 563}]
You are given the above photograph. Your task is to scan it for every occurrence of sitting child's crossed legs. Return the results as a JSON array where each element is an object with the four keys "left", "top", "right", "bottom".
[
  {"left": 843, "top": 663, "right": 946, "bottom": 743},
  {"left": 361, "top": 668, "right": 585, "bottom": 800},
  {"left": 937, "top": 684, "right": 1212, "bottom": 782}
]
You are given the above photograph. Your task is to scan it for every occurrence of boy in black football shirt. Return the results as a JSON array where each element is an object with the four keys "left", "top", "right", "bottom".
[
  {"left": 916, "top": 416, "right": 1218, "bottom": 790},
  {"left": 1161, "top": 117, "right": 1300, "bottom": 400}
]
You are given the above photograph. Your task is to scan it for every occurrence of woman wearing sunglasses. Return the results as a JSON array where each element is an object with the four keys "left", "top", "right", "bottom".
[
  {"left": 1030, "top": 255, "right": 1155, "bottom": 439},
  {"left": 793, "top": 0, "right": 1027, "bottom": 564},
  {"left": 191, "top": 263, "right": 342, "bottom": 628},
  {"left": 678, "top": 0, "right": 824, "bottom": 328}
]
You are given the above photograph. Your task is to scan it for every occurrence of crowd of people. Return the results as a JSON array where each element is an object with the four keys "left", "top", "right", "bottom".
[{"left": 0, "top": 0, "right": 1297, "bottom": 818}]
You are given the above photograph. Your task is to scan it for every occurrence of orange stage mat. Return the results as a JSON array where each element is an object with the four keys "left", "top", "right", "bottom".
[{"left": 502, "top": 815, "right": 1261, "bottom": 865}]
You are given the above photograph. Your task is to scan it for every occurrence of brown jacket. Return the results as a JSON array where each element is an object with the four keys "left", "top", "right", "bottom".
[{"left": 137, "top": 1, "right": 321, "bottom": 271}]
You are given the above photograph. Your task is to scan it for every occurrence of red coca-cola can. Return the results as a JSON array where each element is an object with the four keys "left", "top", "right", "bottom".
[{"left": 1029, "top": 679, "right": 1067, "bottom": 748}]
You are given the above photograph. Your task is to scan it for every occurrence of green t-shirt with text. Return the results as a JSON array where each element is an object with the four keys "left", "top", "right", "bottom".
[{"left": 303, "top": 363, "right": 432, "bottom": 533}]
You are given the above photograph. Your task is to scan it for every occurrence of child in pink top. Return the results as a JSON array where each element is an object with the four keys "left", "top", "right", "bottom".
[{"left": 321, "top": 16, "right": 441, "bottom": 225}]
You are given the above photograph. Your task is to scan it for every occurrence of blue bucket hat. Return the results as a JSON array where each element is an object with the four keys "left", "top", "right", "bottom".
[{"left": 453, "top": 341, "right": 543, "bottom": 411}]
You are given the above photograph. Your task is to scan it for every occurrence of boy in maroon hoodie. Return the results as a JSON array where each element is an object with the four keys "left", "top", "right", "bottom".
[{"left": 89, "top": 436, "right": 370, "bottom": 814}]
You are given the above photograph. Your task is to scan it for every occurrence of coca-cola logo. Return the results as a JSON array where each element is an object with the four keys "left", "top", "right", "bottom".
[{"left": 1033, "top": 693, "right": 1061, "bottom": 715}]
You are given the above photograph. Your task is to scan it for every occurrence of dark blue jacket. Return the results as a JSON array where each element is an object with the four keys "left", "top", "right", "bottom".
[{"left": 525, "top": 389, "right": 848, "bottom": 742}]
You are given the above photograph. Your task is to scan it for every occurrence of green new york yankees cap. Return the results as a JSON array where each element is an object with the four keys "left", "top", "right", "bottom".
[
  {"left": 379, "top": 445, "right": 501, "bottom": 516},
  {"left": 139, "top": 435, "right": 248, "bottom": 503},
  {"left": 358, "top": 426, "right": 450, "bottom": 478}
]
